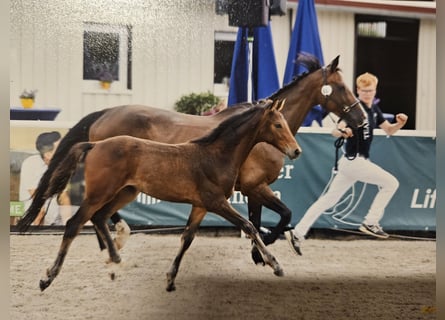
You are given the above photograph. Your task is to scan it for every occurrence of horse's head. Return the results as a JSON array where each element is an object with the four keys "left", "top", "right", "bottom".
[
  {"left": 316, "top": 56, "right": 366, "bottom": 128},
  {"left": 260, "top": 99, "right": 302, "bottom": 160}
]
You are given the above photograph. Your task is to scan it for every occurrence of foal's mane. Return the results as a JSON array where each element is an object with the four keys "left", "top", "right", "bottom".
[
  {"left": 269, "top": 53, "right": 322, "bottom": 100},
  {"left": 192, "top": 105, "right": 263, "bottom": 146}
]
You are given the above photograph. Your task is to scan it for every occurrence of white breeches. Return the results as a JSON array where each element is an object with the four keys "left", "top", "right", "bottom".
[{"left": 294, "top": 156, "right": 399, "bottom": 238}]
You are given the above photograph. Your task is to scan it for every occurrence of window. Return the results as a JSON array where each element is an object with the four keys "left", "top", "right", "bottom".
[
  {"left": 355, "top": 15, "right": 419, "bottom": 129},
  {"left": 214, "top": 31, "right": 236, "bottom": 96},
  {"left": 357, "top": 21, "right": 387, "bottom": 38},
  {"left": 83, "top": 22, "right": 132, "bottom": 92}
]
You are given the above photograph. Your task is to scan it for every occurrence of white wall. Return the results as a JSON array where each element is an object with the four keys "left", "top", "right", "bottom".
[
  {"left": 10, "top": 0, "right": 436, "bottom": 130},
  {"left": 10, "top": 0, "right": 240, "bottom": 121},
  {"left": 416, "top": 18, "right": 436, "bottom": 130}
]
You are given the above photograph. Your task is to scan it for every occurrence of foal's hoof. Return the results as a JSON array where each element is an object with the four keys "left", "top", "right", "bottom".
[
  {"left": 39, "top": 279, "right": 51, "bottom": 292},
  {"left": 251, "top": 245, "right": 265, "bottom": 265},
  {"left": 274, "top": 267, "right": 284, "bottom": 277},
  {"left": 166, "top": 273, "right": 176, "bottom": 292}
]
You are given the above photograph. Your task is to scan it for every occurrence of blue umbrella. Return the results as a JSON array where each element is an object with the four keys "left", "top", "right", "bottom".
[
  {"left": 228, "top": 24, "right": 280, "bottom": 106},
  {"left": 283, "top": 0, "right": 325, "bottom": 126}
]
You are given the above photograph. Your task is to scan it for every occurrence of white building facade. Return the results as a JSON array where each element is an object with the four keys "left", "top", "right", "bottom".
[{"left": 10, "top": 0, "right": 436, "bottom": 130}]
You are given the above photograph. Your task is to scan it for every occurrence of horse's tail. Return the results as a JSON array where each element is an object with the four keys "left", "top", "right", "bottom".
[{"left": 16, "top": 110, "right": 107, "bottom": 232}]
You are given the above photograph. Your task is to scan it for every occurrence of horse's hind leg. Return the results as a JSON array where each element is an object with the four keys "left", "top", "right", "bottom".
[
  {"left": 166, "top": 206, "right": 206, "bottom": 292},
  {"left": 40, "top": 205, "right": 92, "bottom": 291}
]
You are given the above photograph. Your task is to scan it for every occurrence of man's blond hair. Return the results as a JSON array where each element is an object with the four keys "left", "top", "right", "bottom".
[{"left": 356, "top": 72, "right": 378, "bottom": 89}]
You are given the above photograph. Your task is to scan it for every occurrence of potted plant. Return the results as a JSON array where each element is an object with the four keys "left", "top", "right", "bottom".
[
  {"left": 19, "top": 89, "right": 37, "bottom": 108},
  {"left": 98, "top": 70, "right": 114, "bottom": 90},
  {"left": 174, "top": 92, "right": 221, "bottom": 115}
]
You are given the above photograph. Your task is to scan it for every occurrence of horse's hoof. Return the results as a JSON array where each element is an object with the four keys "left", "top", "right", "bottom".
[
  {"left": 166, "top": 283, "right": 176, "bottom": 292},
  {"left": 261, "top": 233, "right": 274, "bottom": 246},
  {"left": 112, "top": 255, "right": 122, "bottom": 264},
  {"left": 251, "top": 245, "right": 265, "bottom": 265},
  {"left": 274, "top": 267, "right": 284, "bottom": 277},
  {"left": 166, "top": 272, "right": 176, "bottom": 292},
  {"left": 39, "top": 279, "right": 51, "bottom": 292}
]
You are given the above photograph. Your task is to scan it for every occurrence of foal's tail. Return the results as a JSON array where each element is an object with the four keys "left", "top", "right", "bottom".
[
  {"left": 16, "top": 110, "right": 107, "bottom": 232},
  {"left": 18, "top": 142, "right": 95, "bottom": 232},
  {"left": 45, "top": 142, "right": 95, "bottom": 203}
]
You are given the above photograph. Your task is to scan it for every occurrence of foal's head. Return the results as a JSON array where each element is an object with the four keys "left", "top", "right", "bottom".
[
  {"left": 258, "top": 100, "right": 302, "bottom": 160},
  {"left": 193, "top": 100, "right": 301, "bottom": 160}
]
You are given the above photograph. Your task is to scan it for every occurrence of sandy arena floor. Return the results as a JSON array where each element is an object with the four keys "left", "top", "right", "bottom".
[{"left": 10, "top": 232, "right": 436, "bottom": 320}]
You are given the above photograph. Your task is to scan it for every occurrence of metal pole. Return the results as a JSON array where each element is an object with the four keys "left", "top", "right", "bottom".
[{"left": 247, "top": 28, "right": 254, "bottom": 102}]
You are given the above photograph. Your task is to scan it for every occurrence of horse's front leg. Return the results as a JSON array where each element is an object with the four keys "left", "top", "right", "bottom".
[
  {"left": 93, "top": 212, "right": 131, "bottom": 252},
  {"left": 166, "top": 206, "right": 206, "bottom": 292},
  {"left": 247, "top": 200, "right": 265, "bottom": 265},
  {"left": 246, "top": 186, "right": 292, "bottom": 264},
  {"left": 212, "top": 201, "right": 284, "bottom": 277},
  {"left": 259, "top": 196, "right": 292, "bottom": 245},
  {"left": 40, "top": 206, "right": 90, "bottom": 291},
  {"left": 247, "top": 186, "right": 292, "bottom": 246},
  {"left": 92, "top": 187, "right": 138, "bottom": 266}
]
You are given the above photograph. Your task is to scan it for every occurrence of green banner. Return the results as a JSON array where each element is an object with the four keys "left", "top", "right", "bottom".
[{"left": 120, "top": 131, "right": 436, "bottom": 231}]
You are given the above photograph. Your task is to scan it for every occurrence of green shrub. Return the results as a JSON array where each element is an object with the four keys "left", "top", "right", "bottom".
[{"left": 174, "top": 92, "right": 221, "bottom": 115}]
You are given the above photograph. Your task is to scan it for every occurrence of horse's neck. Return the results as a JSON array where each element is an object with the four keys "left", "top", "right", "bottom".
[{"left": 277, "top": 77, "right": 322, "bottom": 134}]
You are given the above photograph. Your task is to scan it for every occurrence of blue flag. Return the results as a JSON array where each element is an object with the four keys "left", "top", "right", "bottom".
[
  {"left": 283, "top": 0, "right": 324, "bottom": 84},
  {"left": 228, "top": 24, "right": 280, "bottom": 106},
  {"left": 283, "top": 0, "right": 325, "bottom": 126},
  {"left": 227, "top": 28, "right": 249, "bottom": 106}
]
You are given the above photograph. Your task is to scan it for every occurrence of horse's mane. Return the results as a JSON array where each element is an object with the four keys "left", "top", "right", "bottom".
[
  {"left": 192, "top": 104, "right": 262, "bottom": 145},
  {"left": 269, "top": 53, "right": 322, "bottom": 100}
]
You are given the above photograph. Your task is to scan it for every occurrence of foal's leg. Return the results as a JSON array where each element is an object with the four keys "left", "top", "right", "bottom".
[
  {"left": 166, "top": 206, "right": 207, "bottom": 292},
  {"left": 40, "top": 205, "right": 93, "bottom": 291},
  {"left": 211, "top": 200, "right": 284, "bottom": 277}
]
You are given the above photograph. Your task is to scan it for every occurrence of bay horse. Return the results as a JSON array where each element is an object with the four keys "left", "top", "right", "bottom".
[
  {"left": 18, "top": 54, "right": 366, "bottom": 264},
  {"left": 38, "top": 100, "right": 301, "bottom": 292}
]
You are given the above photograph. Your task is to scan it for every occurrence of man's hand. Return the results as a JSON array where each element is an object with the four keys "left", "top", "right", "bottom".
[
  {"left": 332, "top": 120, "right": 353, "bottom": 138},
  {"left": 337, "top": 127, "right": 353, "bottom": 138},
  {"left": 395, "top": 113, "right": 408, "bottom": 126}
]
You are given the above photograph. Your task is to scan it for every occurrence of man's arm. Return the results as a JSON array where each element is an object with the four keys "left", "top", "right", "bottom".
[{"left": 379, "top": 113, "right": 408, "bottom": 136}]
